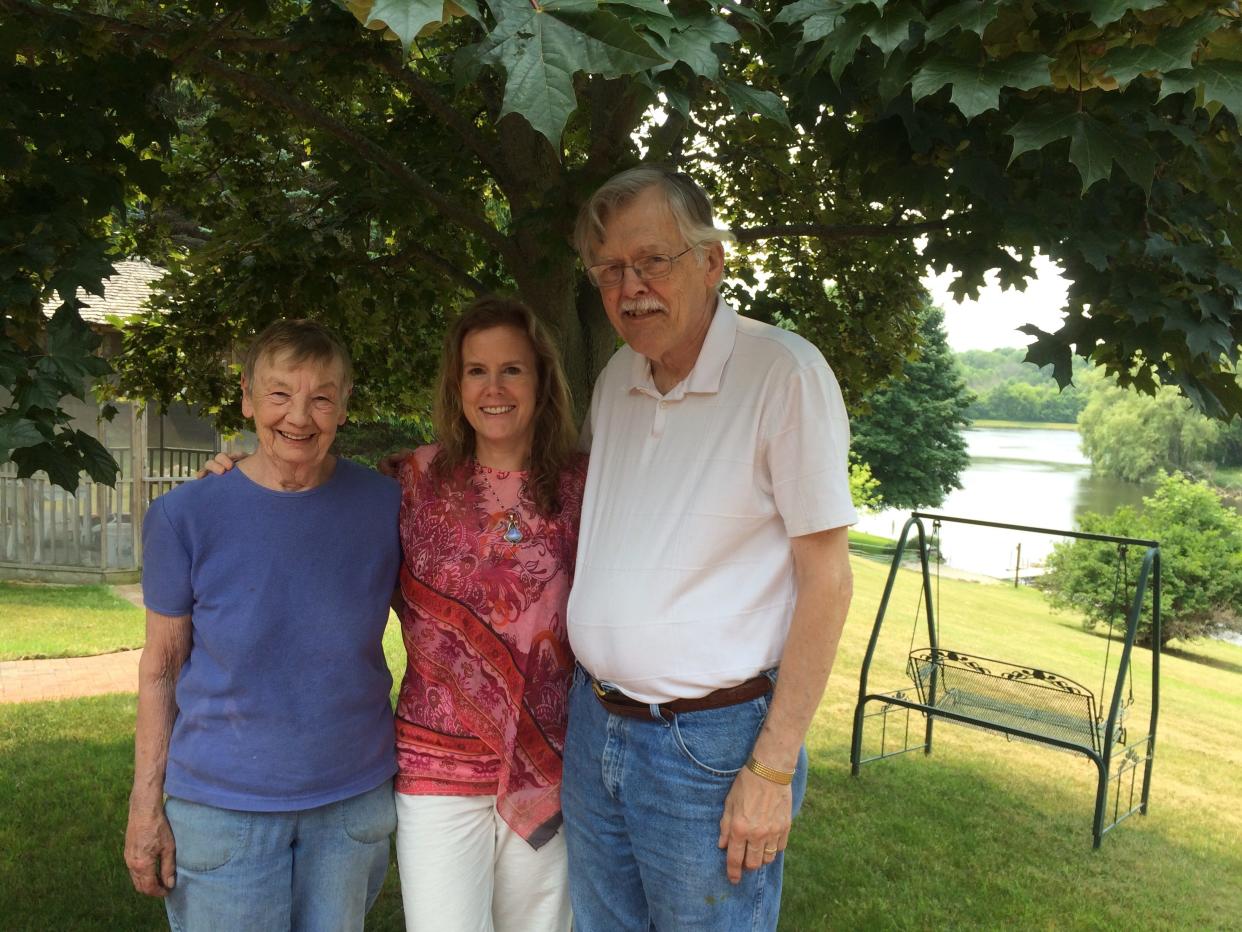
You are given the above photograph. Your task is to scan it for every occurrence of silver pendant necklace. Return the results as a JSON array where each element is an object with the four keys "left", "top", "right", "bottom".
[{"left": 475, "top": 465, "right": 526, "bottom": 544}]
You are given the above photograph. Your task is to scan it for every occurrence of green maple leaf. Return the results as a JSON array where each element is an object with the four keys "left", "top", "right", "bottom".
[
  {"left": 1067, "top": 114, "right": 1122, "bottom": 193},
  {"left": 605, "top": 0, "right": 673, "bottom": 19},
  {"left": 1068, "top": 113, "right": 1153, "bottom": 195},
  {"left": 1197, "top": 60, "right": 1242, "bottom": 114},
  {"left": 722, "top": 80, "right": 791, "bottom": 130},
  {"left": 660, "top": 13, "right": 740, "bottom": 79},
  {"left": 864, "top": 2, "right": 923, "bottom": 60},
  {"left": 912, "top": 52, "right": 1051, "bottom": 119},
  {"left": 74, "top": 429, "right": 120, "bottom": 485},
  {"left": 12, "top": 441, "right": 83, "bottom": 492},
  {"left": 366, "top": 0, "right": 447, "bottom": 52},
  {"left": 1100, "top": 14, "right": 1221, "bottom": 86},
  {"left": 1006, "top": 106, "right": 1078, "bottom": 164},
  {"left": 1082, "top": 0, "right": 1164, "bottom": 28},
  {"left": 471, "top": 0, "right": 666, "bottom": 144},
  {"left": 824, "top": 7, "right": 878, "bottom": 83},
  {"left": 1018, "top": 325, "right": 1074, "bottom": 388},
  {"left": 1146, "top": 235, "right": 1217, "bottom": 280},
  {"left": 772, "top": 0, "right": 826, "bottom": 26},
  {"left": 15, "top": 368, "right": 69, "bottom": 411},
  {"left": 802, "top": 9, "right": 846, "bottom": 45},
  {"left": 0, "top": 416, "right": 44, "bottom": 459},
  {"left": 1009, "top": 108, "right": 1153, "bottom": 195},
  {"left": 0, "top": 337, "right": 25, "bottom": 385},
  {"left": 924, "top": 0, "right": 1001, "bottom": 43},
  {"left": 618, "top": 11, "right": 676, "bottom": 43}
]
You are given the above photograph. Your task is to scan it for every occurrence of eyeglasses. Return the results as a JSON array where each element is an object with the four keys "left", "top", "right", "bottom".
[{"left": 586, "top": 245, "right": 697, "bottom": 288}]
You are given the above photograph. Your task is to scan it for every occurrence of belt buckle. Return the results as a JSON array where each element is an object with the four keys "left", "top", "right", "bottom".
[{"left": 591, "top": 679, "right": 609, "bottom": 701}]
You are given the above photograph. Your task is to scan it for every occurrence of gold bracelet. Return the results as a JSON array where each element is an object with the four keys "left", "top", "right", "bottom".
[{"left": 745, "top": 755, "right": 795, "bottom": 786}]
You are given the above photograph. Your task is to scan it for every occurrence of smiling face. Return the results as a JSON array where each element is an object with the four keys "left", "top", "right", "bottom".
[
  {"left": 593, "top": 185, "right": 724, "bottom": 391},
  {"left": 241, "top": 351, "right": 348, "bottom": 486},
  {"left": 459, "top": 325, "right": 539, "bottom": 470}
]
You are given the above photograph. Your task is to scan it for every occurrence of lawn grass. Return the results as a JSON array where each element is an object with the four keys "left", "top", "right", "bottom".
[
  {"left": 847, "top": 529, "right": 895, "bottom": 547},
  {"left": 1212, "top": 465, "right": 1242, "bottom": 489},
  {"left": 0, "top": 582, "right": 145, "bottom": 660},
  {"left": 2, "top": 563, "right": 1239, "bottom": 929}
]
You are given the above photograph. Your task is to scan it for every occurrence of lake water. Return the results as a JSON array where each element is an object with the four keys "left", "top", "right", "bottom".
[{"left": 854, "top": 427, "right": 1152, "bottom": 579}]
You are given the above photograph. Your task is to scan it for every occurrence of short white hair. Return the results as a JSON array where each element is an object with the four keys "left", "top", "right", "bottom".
[{"left": 574, "top": 166, "right": 734, "bottom": 265}]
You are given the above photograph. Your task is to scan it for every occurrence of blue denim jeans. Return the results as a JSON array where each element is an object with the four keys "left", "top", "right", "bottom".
[
  {"left": 562, "top": 666, "right": 807, "bottom": 931},
  {"left": 163, "top": 778, "right": 395, "bottom": 932}
]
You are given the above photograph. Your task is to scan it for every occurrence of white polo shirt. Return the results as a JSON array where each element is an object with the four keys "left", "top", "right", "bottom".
[{"left": 568, "top": 298, "right": 857, "bottom": 703}]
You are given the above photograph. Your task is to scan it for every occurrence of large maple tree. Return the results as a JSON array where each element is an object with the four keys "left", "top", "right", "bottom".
[{"left": 3, "top": 0, "right": 1240, "bottom": 489}]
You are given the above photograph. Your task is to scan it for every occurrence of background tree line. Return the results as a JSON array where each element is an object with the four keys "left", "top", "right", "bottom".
[{"left": 958, "top": 347, "right": 1088, "bottom": 423}]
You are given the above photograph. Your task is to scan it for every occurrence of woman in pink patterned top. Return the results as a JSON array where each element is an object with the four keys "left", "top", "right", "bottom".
[{"left": 393, "top": 296, "right": 585, "bottom": 932}]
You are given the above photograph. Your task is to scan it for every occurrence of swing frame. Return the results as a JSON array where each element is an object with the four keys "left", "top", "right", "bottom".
[{"left": 849, "top": 512, "right": 1162, "bottom": 848}]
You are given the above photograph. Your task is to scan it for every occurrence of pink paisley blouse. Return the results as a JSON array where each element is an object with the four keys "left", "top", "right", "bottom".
[{"left": 394, "top": 444, "right": 587, "bottom": 848}]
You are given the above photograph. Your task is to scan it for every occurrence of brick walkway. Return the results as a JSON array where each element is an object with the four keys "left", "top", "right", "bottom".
[
  {"left": 0, "top": 648, "right": 142, "bottom": 703},
  {"left": 0, "top": 583, "right": 145, "bottom": 704}
]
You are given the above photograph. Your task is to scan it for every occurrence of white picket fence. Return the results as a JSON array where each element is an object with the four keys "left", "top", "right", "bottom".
[{"left": 0, "top": 448, "right": 210, "bottom": 576}]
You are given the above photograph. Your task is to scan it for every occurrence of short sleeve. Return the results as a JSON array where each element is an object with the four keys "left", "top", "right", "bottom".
[
  {"left": 766, "top": 360, "right": 859, "bottom": 538},
  {"left": 141, "top": 496, "right": 194, "bottom": 616}
]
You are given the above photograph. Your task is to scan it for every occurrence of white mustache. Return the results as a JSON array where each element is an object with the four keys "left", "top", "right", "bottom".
[{"left": 621, "top": 298, "right": 666, "bottom": 314}]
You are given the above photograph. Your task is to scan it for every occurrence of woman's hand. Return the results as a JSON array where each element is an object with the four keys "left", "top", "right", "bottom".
[
  {"left": 377, "top": 450, "right": 414, "bottom": 478},
  {"left": 195, "top": 451, "right": 247, "bottom": 479}
]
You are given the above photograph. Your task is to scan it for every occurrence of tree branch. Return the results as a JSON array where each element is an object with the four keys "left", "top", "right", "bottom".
[
  {"left": 361, "top": 47, "right": 512, "bottom": 188},
  {"left": 191, "top": 57, "right": 513, "bottom": 258},
  {"left": 1, "top": 0, "right": 517, "bottom": 263},
  {"left": 732, "top": 218, "right": 954, "bottom": 243},
  {"left": 377, "top": 241, "right": 488, "bottom": 296},
  {"left": 584, "top": 76, "right": 645, "bottom": 175}
]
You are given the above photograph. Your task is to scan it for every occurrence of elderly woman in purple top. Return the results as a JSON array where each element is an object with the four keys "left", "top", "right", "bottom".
[{"left": 124, "top": 320, "right": 401, "bottom": 931}]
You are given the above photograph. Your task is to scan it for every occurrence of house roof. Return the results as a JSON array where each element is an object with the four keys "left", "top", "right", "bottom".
[{"left": 42, "top": 260, "right": 166, "bottom": 325}]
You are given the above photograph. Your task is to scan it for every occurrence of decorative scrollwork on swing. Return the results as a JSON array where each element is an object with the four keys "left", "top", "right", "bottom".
[{"left": 916, "top": 649, "right": 1094, "bottom": 697}]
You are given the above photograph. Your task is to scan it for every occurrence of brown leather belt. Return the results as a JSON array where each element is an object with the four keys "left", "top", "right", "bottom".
[{"left": 590, "top": 674, "right": 772, "bottom": 722}]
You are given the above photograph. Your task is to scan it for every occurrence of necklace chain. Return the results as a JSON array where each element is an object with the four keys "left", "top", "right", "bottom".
[{"left": 474, "top": 464, "right": 526, "bottom": 544}]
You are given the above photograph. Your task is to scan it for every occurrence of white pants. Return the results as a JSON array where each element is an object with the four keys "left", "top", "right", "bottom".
[{"left": 394, "top": 791, "right": 572, "bottom": 932}]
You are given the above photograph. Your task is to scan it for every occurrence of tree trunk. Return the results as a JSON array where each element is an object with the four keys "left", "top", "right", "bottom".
[{"left": 508, "top": 243, "right": 615, "bottom": 424}]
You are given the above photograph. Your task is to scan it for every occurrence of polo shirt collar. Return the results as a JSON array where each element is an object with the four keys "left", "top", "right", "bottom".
[{"left": 625, "top": 296, "right": 737, "bottom": 399}]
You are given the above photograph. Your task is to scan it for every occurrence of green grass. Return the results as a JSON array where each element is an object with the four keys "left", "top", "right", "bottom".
[
  {"left": 0, "top": 582, "right": 145, "bottom": 660},
  {"left": 1212, "top": 466, "right": 1242, "bottom": 490},
  {"left": 2, "top": 566, "right": 1240, "bottom": 929},
  {"left": 847, "top": 530, "right": 895, "bottom": 547},
  {"left": 969, "top": 418, "right": 1078, "bottom": 430}
]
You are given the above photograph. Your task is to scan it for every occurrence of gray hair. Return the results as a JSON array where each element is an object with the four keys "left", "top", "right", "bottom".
[
  {"left": 573, "top": 166, "right": 735, "bottom": 266},
  {"left": 243, "top": 318, "right": 353, "bottom": 394}
]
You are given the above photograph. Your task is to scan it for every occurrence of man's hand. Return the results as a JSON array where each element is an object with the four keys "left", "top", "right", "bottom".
[
  {"left": 194, "top": 451, "right": 246, "bottom": 479},
  {"left": 717, "top": 765, "right": 792, "bottom": 884},
  {"left": 124, "top": 803, "right": 177, "bottom": 896},
  {"left": 376, "top": 450, "right": 414, "bottom": 478}
]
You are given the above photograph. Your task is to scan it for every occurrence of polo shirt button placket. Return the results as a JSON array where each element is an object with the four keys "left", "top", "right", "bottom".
[{"left": 652, "top": 399, "right": 670, "bottom": 439}]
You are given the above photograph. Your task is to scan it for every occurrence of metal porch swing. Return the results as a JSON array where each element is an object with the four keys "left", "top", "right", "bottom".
[{"left": 849, "top": 513, "right": 1162, "bottom": 848}]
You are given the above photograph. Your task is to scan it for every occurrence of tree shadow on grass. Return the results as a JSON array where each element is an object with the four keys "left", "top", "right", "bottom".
[
  {"left": 781, "top": 741, "right": 1242, "bottom": 931},
  {"left": 1161, "top": 645, "right": 1242, "bottom": 676},
  {"left": 0, "top": 695, "right": 410, "bottom": 931},
  {"left": 0, "top": 696, "right": 166, "bottom": 931}
]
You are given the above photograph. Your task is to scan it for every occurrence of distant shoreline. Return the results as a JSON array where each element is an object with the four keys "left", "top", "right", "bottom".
[{"left": 969, "top": 419, "right": 1077, "bottom": 431}]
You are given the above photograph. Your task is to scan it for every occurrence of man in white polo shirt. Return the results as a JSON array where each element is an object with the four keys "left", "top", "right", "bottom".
[{"left": 562, "top": 165, "right": 856, "bottom": 930}]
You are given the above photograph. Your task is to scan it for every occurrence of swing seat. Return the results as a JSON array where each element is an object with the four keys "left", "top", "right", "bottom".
[{"left": 908, "top": 648, "right": 1124, "bottom": 756}]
